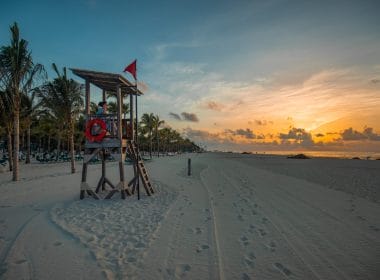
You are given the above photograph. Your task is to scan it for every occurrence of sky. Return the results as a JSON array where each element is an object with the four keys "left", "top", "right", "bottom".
[{"left": 1, "top": 0, "right": 380, "bottom": 154}]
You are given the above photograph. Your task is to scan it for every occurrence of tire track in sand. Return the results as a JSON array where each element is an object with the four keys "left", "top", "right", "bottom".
[
  {"left": 0, "top": 209, "right": 41, "bottom": 279},
  {"left": 199, "top": 166, "right": 225, "bottom": 280}
]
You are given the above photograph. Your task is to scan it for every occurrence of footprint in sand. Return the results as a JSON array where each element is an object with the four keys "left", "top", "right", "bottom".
[
  {"left": 14, "top": 259, "right": 27, "bottom": 264},
  {"left": 237, "top": 215, "right": 244, "bottom": 221},
  {"left": 196, "top": 244, "right": 210, "bottom": 253},
  {"left": 175, "top": 264, "right": 192, "bottom": 278},
  {"left": 166, "top": 268, "right": 175, "bottom": 276},
  {"left": 245, "top": 258, "right": 254, "bottom": 268},
  {"left": 195, "top": 227, "right": 202, "bottom": 234},
  {"left": 240, "top": 236, "right": 249, "bottom": 247},
  {"left": 244, "top": 251, "right": 255, "bottom": 269},
  {"left": 248, "top": 224, "right": 255, "bottom": 233},
  {"left": 369, "top": 225, "right": 380, "bottom": 232},
  {"left": 257, "top": 228, "right": 267, "bottom": 237},
  {"left": 266, "top": 241, "right": 276, "bottom": 252},
  {"left": 241, "top": 272, "right": 251, "bottom": 280},
  {"left": 262, "top": 217, "right": 268, "bottom": 224},
  {"left": 54, "top": 241, "right": 63, "bottom": 246},
  {"left": 127, "top": 257, "right": 137, "bottom": 263},
  {"left": 258, "top": 228, "right": 267, "bottom": 237},
  {"left": 274, "top": 262, "right": 292, "bottom": 277}
]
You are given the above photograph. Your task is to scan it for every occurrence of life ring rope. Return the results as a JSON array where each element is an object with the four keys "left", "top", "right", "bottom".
[{"left": 85, "top": 118, "right": 107, "bottom": 142}]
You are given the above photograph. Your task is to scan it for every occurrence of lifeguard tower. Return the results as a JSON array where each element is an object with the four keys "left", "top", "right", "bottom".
[{"left": 71, "top": 68, "right": 154, "bottom": 199}]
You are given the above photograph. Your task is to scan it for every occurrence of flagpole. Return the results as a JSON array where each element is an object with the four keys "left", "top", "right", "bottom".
[{"left": 135, "top": 61, "right": 140, "bottom": 201}]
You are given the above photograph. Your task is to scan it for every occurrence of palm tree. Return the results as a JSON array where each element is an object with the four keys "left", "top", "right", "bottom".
[
  {"left": 0, "top": 22, "right": 44, "bottom": 180},
  {"left": 37, "top": 63, "right": 83, "bottom": 173},
  {"left": 0, "top": 88, "right": 13, "bottom": 170},
  {"left": 152, "top": 115, "right": 164, "bottom": 157},
  {"left": 21, "top": 89, "right": 41, "bottom": 163},
  {"left": 34, "top": 114, "right": 56, "bottom": 153},
  {"left": 107, "top": 101, "right": 129, "bottom": 115},
  {"left": 90, "top": 101, "right": 98, "bottom": 114},
  {"left": 140, "top": 113, "right": 155, "bottom": 158}
]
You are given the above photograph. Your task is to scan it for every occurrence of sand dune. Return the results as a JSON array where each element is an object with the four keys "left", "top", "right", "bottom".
[{"left": 0, "top": 153, "right": 379, "bottom": 279}]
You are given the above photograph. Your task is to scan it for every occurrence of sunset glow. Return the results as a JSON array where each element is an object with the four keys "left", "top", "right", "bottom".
[{"left": 2, "top": 0, "right": 379, "bottom": 155}]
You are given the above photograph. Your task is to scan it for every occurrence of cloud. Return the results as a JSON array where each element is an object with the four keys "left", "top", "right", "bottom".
[
  {"left": 169, "top": 112, "right": 181, "bottom": 120},
  {"left": 234, "top": 128, "right": 256, "bottom": 139},
  {"left": 182, "top": 126, "right": 380, "bottom": 152},
  {"left": 223, "top": 128, "right": 257, "bottom": 140},
  {"left": 203, "top": 101, "right": 224, "bottom": 111},
  {"left": 254, "top": 119, "right": 273, "bottom": 126},
  {"left": 341, "top": 127, "right": 380, "bottom": 141},
  {"left": 341, "top": 128, "right": 366, "bottom": 141},
  {"left": 183, "top": 128, "right": 213, "bottom": 139},
  {"left": 315, "top": 133, "right": 324, "bottom": 137},
  {"left": 279, "top": 128, "right": 314, "bottom": 146},
  {"left": 181, "top": 112, "right": 199, "bottom": 122},
  {"left": 363, "top": 127, "right": 380, "bottom": 141},
  {"left": 168, "top": 111, "right": 200, "bottom": 122},
  {"left": 137, "top": 81, "right": 149, "bottom": 92}
]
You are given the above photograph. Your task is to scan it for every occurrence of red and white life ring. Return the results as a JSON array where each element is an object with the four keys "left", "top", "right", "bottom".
[{"left": 85, "top": 118, "right": 107, "bottom": 142}]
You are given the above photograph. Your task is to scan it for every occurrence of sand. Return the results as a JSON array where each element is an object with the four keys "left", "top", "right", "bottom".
[{"left": 0, "top": 153, "right": 379, "bottom": 279}]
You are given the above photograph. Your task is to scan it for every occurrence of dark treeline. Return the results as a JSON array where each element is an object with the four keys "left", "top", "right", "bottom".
[{"left": 0, "top": 22, "right": 200, "bottom": 180}]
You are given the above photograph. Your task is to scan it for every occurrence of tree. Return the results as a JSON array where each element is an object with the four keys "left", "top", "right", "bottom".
[
  {"left": 90, "top": 101, "right": 98, "bottom": 114},
  {"left": 107, "top": 101, "right": 129, "bottom": 115},
  {"left": 140, "top": 113, "right": 155, "bottom": 158},
  {"left": 152, "top": 115, "right": 164, "bottom": 157},
  {"left": 0, "top": 22, "right": 45, "bottom": 180},
  {"left": 20, "top": 89, "right": 41, "bottom": 163},
  {"left": 37, "top": 63, "right": 83, "bottom": 173},
  {"left": 0, "top": 88, "right": 13, "bottom": 170}
]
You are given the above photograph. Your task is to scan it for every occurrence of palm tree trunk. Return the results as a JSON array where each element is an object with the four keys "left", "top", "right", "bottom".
[
  {"left": 149, "top": 131, "right": 152, "bottom": 159},
  {"left": 26, "top": 124, "right": 31, "bottom": 164},
  {"left": 69, "top": 119, "right": 76, "bottom": 173},
  {"left": 13, "top": 108, "right": 20, "bottom": 181},
  {"left": 7, "top": 130, "right": 13, "bottom": 172},
  {"left": 56, "top": 135, "right": 61, "bottom": 161},
  {"left": 157, "top": 135, "right": 160, "bottom": 157}
]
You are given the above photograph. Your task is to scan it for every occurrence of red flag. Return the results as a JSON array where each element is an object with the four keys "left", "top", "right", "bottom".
[{"left": 123, "top": 59, "right": 137, "bottom": 80}]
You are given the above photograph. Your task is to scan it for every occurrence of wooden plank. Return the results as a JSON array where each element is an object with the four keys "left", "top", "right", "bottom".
[
  {"left": 84, "top": 148, "right": 101, "bottom": 163},
  {"left": 82, "top": 163, "right": 88, "bottom": 182},
  {"left": 130, "top": 94, "right": 134, "bottom": 140},
  {"left": 95, "top": 177, "right": 105, "bottom": 193},
  {"left": 85, "top": 140, "right": 121, "bottom": 149},
  {"left": 104, "top": 177, "right": 116, "bottom": 189},
  {"left": 104, "top": 189, "right": 118, "bottom": 199},
  {"left": 85, "top": 79, "right": 90, "bottom": 115}
]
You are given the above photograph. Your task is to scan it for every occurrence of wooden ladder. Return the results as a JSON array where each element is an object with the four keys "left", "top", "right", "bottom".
[{"left": 127, "top": 141, "right": 154, "bottom": 195}]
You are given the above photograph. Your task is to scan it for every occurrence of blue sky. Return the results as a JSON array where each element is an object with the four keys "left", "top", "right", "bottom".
[{"left": 1, "top": 0, "right": 380, "bottom": 152}]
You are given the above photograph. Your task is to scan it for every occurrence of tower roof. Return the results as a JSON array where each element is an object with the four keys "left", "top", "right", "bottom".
[{"left": 70, "top": 68, "right": 143, "bottom": 95}]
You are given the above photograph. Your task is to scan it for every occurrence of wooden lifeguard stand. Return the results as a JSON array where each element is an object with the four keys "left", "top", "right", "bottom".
[{"left": 71, "top": 68, "right": 154, "bottom": 200}]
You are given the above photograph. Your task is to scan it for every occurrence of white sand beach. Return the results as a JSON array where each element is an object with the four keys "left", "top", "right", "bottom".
[{"left": 0, "top": 153, "right": 379, "bottom": 279}]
